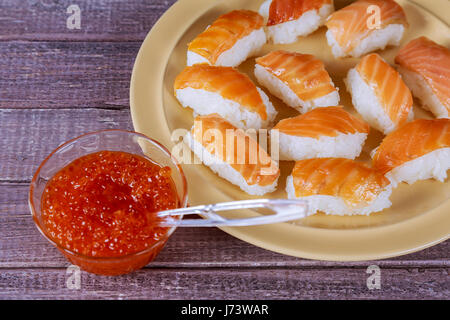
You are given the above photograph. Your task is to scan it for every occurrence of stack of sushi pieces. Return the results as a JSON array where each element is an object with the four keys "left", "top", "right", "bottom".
[
  {"left": 287, "top": 119, "right": 450, "bottom": 216},
  {"left": 172, "top": 0, "right": 450, "bottom": 217},
  {"left": 176, "top": 9, "right": 283, "bottom": 196}
]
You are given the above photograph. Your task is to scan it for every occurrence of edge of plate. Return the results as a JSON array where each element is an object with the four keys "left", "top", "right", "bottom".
[{"left": 130, "top": 0, "right": 450, "bottom": 261}]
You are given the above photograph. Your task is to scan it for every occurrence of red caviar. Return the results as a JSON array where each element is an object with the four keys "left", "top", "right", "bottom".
[{"left": 41, "top": 151, "right": 179, "bottom": 258}]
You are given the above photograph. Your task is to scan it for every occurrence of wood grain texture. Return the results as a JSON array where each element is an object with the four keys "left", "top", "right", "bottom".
[
  {"left": 0, "top": 267, "right": 448, "bottom": 299},
  {"left": 0, "top": 42, "right": 139, "bottom": 109},
  {"left": 0, "top": 0, "right": 448, "bottom": 300},
  {"left": 1, "top": 184, "right": 449, "bottom": 269},
  {"left": 1, "top": 209, "right": 450, "bottom": 269},
  {"left": 0, "top": 0, "right": 177, "bottom": 41},
  {"left": 0, "top": 109, "right": 132, "bottom": 182}
]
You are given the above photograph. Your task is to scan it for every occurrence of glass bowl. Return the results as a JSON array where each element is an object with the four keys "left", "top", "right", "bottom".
[{"left": 29, "top": 130, "right": 188, "bottom": 276}]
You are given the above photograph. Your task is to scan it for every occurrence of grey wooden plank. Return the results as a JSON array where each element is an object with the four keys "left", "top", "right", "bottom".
[
  {"left": 0, "top": 109, "right": 132, "bottom": 182},
  {"left": 0, "top": 267, "right": 448, "bottom": 299},
  {"left": 0, "top": 41, "right": 141, "bottom": 109},
  {"left": 0, "top": 0, "right": 176, "bottom": 42},
  {"left": 1, "top": 186, "right": 449, "bottom": 268},
  {"left": 0, "top": 0, "right": 445, "bottom": 300}
]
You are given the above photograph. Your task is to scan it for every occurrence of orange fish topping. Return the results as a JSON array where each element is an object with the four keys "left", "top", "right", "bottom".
[
  {"left": 326, "top": 0, "right": 408, "bottom": 54},
  {"left": 356, "top": 53, "right": 413, "bottom": 125},
  {"left": 267, "top": 0, "right": 332, "bottom": 26},
  {"left": 188, "top": 10, "right": 264, "bottom": 64},
  {"left": 191, "top": 114, "right": 279, "bottom": 186},
  {"left": 256, "top": 50, "right": 336, "bottom": 102},
  {"left": 373, "top": 119, "right": 450, "bottom": 174},
  {"left": 174, "top": 65, "right": 267, "bottom": 120},
  {"left": 395, "top": 37, "right": 450, "bottom": 112},
  {"left": 274, "top": 106, "right": 369, "bottom": 138},
  {"left": 291, "top": 158, "right": 390, "bottom": 205}
]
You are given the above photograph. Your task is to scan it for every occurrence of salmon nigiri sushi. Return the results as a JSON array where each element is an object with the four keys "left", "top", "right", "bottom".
[
  {"left": 259, "top": 0, "right": 334, "bottom": 44},
  {"left": 286, "top": 158, "right": 393, "bottom": 216},
  {"left": 372, "top": 119, "right": 450, "bottom": 186},
  {"left": 174, "top": 65, "right": 277, "bottom": 130},
  {"left": 185, "top": 114, "right": 280, "bottom": 195},
  {"left": 395, "top": 37, "right": 450, "bottom": 119},
  {"left": 255, "top": 50, "right": 339, "bottom": 113},
  {"left": 345, "top": 53, "right": 414, "bottom": 134},
  {"left": 187, "top": 10, "right": 266, "bottom": 67},
  {"left": 272, "top": 106, "right": 370, "bottom": 160},
  {"left": 326, "top": 0, "right": 408, "bottom": 58}
]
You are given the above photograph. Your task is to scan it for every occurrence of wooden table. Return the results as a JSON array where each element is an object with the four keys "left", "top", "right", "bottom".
[{"left": 0, "top": 0, "right": 448, "bottom": 300}]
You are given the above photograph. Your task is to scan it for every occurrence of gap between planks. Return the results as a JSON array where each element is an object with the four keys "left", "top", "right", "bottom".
[{"left": 0, "top": 262, "right": 449, "bottom": 270}]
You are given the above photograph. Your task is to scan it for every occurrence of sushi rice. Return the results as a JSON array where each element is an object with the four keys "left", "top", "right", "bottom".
[
  {"left": 278, "top": 131, "right": 367, "bottom": 160},
  {"left": 175, "top": 86, "right": 277, "bottom": 130}
]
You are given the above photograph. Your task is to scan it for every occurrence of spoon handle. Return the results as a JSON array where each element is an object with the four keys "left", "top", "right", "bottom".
[{"left": 156, "top": 199, "right": 308, "bottom": 227}]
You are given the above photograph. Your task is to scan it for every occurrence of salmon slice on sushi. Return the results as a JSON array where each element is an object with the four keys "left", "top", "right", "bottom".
[
  {"left": 326, "top": 0, "right": 408, "bottom": 58},
  {"left": 187, "top": 10, "right": 266, "bottom": 67},
  {"left": 184, "top": 114, "right": 280, "bottom": 195},
  {"left": 395, "top": 37, "right": 450, "bottom": 119},
  {"left": 272, "top": 106, "right": 369, "bottom": 160},
  {"left": 345, "top": 53, "right": 414, "bottom": 134},
  {"left": 372, "top": 119, "right": 450, "bottom": 186},
  {"left": 174, "top": 65, "right": 277, "bottom": 130},
  {"left": 259, "top": 0, "right": 334, "bottom": 44},
  {"left": 286, "top": 158, "right": 393, "bottom": 216},
  {"left": 255, "top": 50, "right": 339, "bottom": 113}
]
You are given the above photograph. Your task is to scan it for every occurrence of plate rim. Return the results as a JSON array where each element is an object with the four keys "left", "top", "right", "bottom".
[{"left": 130, "top": 0, "right": 450, "bottom": 261}]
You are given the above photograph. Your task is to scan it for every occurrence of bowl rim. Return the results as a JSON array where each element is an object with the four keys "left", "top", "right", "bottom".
[{"left": 29, "top": 129, "right": 188, "bottom": 261}]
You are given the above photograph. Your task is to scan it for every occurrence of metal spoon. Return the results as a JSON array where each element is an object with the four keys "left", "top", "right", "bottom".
[{"left": 156, "top": 199, "right": 308, "bottom": 227}]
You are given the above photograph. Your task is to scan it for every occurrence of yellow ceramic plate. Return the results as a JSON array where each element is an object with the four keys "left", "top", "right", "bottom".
[{"left": 130, "top": 0, "right": 450, "bottom": 261}]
